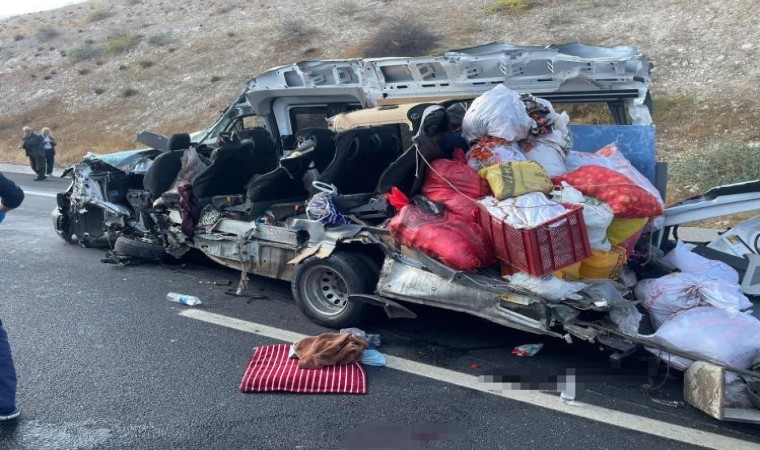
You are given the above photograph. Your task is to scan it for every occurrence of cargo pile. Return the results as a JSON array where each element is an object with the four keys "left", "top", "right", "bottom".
[
  {"left": 387, "top": 84, "right": 663, "bottom": 280},
  {"left": 379, "top": 85, "right": 759, "bottom": 405}
]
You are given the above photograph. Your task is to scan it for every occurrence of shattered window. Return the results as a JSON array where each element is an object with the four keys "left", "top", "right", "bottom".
[
  {"left": 242, "top": 115, "right": 263, "bottom": 129},
  {"left": 290, "top": 107, "right": 330, "bottom": 133}
]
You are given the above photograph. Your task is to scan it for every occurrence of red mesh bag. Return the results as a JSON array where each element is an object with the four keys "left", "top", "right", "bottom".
[
  {"left": 552, "top": 166, "right": 663, "bottom": 218},
  {"left": 422, "top": 150, "right": 490, "bottom": 220},
  {"left": 389, "top": 205, "right": 495, "bottom": 272}
]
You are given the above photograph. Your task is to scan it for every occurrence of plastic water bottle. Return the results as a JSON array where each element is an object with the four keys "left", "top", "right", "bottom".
[
  {"left": 560, "top": 369, "right": 576, "bottom": 405},
  {"left": 166, "top": 292, "right": 202, "bottom": 306},
  {"left": 560, "top": 390, "right": 575, "bottom": 405}
]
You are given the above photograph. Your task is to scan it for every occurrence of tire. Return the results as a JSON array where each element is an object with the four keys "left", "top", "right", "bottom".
[
  {"left": 52, "top": 208, "right": 76, "bottom": 245},
  {"left": 292, "top": 252, "right": 376, "bottom": 328},
  {"left": 114, "top": 236, "right": 166, "bottom": 260},
  {"left": 354, "top": 251, "right": 383, "bottom": 277}
]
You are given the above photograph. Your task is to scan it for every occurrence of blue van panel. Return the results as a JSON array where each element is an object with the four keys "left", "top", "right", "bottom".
[{"left": 568, "top": 125, "right": 656, "bottom": 184}]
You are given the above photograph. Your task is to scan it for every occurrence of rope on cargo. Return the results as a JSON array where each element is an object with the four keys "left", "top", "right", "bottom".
[
  {"left": 413, "top": 144, "right": 660, "bottom": 209},
  {"left": 413, "top": 144, "right": 553, "bottom": 209}
]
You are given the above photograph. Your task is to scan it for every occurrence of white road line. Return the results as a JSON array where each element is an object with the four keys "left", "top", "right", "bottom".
[
  {"left": 22, "top": 190, "right": 57, "bottom": 198},
  {"left": 179, "top": 309, "right": 756, "bottom": 450}
]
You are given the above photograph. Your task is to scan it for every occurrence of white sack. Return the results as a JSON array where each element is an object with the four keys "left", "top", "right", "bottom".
[
  {"left": 552, "top": 182, "right": 613, "bottom": 251},
  {"left": 465, "top": 141, "right": 525, "bottom": 171},
  {"left": 635, "top": 272, "right": 753, "bottom": 329},
  {"left": 523, "top": 142, "right": 568, "bottom": 177},
  {"left": 462, "top": 85, "right": 534, "bottom": 143},
  {"left": 663, "top": 240, "right": 739, "bottom": 284},
  {"left": 646, "top": 306, "right": 760, "bottom": 371},
  {"left": 479, "top": 193, "right": 567, "bottom": 230}
]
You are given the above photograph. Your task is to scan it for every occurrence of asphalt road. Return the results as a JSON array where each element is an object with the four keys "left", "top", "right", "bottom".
[{"left": 0, "top": 170, "right": 758, "bottom": 449}]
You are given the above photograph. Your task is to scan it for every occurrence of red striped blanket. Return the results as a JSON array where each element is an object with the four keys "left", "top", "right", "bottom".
[{"left": 240, "top": 344, "right": 367, "bottom": 394}]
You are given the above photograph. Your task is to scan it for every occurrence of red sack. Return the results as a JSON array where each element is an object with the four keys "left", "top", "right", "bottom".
[
  {"left": 385, "top": 187, "right": 410, "bottom": 210},
  {"left": 422, "top": 150, "right": 490, "bottom": 220},
  {"left": 389, "top": 205, "right": 495, "bottom": 272},
  {"left": 552, "top": 166, "right": 663, "bottom": 218}
]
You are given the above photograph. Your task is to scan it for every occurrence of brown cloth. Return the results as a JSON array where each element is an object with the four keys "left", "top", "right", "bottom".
[{"left": 294, "top": 333, "right": 368, "bottom": 370}]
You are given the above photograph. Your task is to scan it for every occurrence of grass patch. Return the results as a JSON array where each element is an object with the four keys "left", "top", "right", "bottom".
[
  {"left": 670, "top": 141, "right": 760, "bottom": 195},
  {"left": 119, "top": 88, "right": 138, "bottom": 98},
  {"left": 485, "top": 0, "right": 543, "bottom": 14},
  {"left": 332, "top": 0, "right": 363, "bottom": 16},
  {"left": 352, "top": 18, "right": 440, "bottom": 57},
  {"left": 214, "top": 5, "right": 236, "bottom": 15},
  {"left": 84, "top": 9, "right": 112, "bottom": 24},
  {"left": 653, "top": 94, "right": 698, "bottom": 111},
  {"left": 106, "top": 30, "right": 142, "bottom": 54},
  {"left": 147, "top": 31, "right": 173, "bottom": 46},
  {"left": 35, "top": 27, "right": 59, "bottom": 41},
  {"left": 67, "top": 42, "right": 104, "bottom": 62},
  {"left": 280, "top": 19, "right": 315, "bottom": 38},
  {"left": 270, "top": 19, "right": 318, "bottom": 49},
  {"left": 652, "top": 94, "right": 697, "bottom": 123},
  {"left": 557, "top": 103, "right": 612, "bottom": 125}
]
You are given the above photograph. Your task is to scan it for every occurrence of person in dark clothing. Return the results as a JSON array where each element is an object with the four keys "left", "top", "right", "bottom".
[
  {"left": 18, "top": 126, "right": 47, "bottom": 181},
  {"left": 0, "top": 172, "right": 23, "bottom": 421},
  {"left": 41, "top": 127, "right": 57, "bottom": 175}
]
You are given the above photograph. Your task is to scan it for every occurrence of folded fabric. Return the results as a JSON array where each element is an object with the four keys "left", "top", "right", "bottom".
[
  {"left": 240, "top": 344, "right": 366, "bottom": 394},
  {"left": 294, "top": 333, "right": 368, "bottom": 370}
]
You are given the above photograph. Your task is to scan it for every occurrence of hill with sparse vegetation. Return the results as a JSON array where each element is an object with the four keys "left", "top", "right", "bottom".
[{"left": 0, "top": 0, "right": 758, "bottom": 203}]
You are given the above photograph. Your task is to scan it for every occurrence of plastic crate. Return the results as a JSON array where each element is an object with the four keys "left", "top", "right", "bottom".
[{"left": 477, "top": 202, "right": 591, "bottom": 276}]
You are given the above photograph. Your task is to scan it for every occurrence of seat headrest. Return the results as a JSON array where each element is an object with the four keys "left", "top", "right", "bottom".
[{"left": 167, "top": 133, "right": 191, "bottom": 151}]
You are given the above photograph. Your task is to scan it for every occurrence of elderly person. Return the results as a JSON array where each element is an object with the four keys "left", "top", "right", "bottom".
[
  {"left": 18, "top": 126, "right": 47, "bottom": 181},
  {"left": 41, "top": 127, "right": 57, "bottom": 176},
  {"left": 0, "top": 172, "right": 24, "bottom": 421}
]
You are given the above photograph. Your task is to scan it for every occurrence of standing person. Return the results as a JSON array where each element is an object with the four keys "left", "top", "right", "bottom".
[
  {"left": 41, "top": 127, "right": 57, "bottom": 176},
  {"left": 18, "top": 126, "right": 47, "bottom": 181},
  {"left": 0, "top": 172, "right": 24, "bottom": 421}
]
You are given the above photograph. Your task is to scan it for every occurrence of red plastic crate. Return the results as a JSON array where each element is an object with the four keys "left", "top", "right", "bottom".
[{"left": 477, "top": 202, "right": 591, "bottom": 277}]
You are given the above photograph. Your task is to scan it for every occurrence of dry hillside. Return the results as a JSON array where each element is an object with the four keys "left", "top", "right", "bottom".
[{"left": 0, "top": 0, "right": 758, "bottom": 200}]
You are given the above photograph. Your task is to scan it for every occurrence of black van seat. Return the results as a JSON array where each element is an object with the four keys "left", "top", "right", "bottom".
[
  {"left": 237, "top": 127, "right": 282, "bottom": 161},
  {"left": 316, "top": 126, "right": 401, "bottom": 196},
  {"left": 295, "top": 128, "right": 336, "bottom": 173},
  {"left": 192, "top": 138, "right": 278, "bottom": 201},
  {"left": 167, "top": 133, "right": 191, "bottom": 151},
  {"left": 375, "top": 146, "right": 419, "bottom": 196},
  {"left": 143, "top": 151, "right": 184, "bottom": 199},
  {"left": 142, "top": 133, "right": 198, "bottom": 199},
  {"left": 240, "top": 148, "right": 316, "bottom": 219},
  {"left": 373, "top": 104, "right": 460, "bottom": 198}
]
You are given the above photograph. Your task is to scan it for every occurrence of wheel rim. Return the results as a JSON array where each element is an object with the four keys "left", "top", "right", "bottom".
[{"left": 300, "top": 265, "right": 350, "bottom": 317}]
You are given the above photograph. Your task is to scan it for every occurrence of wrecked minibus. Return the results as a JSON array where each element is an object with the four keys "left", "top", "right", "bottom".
[{"left": 52, "top": 43, "right": 760, "bottom": 421}]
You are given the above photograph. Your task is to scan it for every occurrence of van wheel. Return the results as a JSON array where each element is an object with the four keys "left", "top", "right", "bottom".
[
  {"left": 53, "top": 208, "right": 76, "bottom": 245},
  {"left": 114, "top": 236, "right": 166, "bottom": 260},
  {"left": 292, "top": 252, "right": 375, "bottom": 328}
]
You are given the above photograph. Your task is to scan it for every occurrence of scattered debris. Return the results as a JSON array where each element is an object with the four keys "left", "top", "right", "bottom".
[
  {"left": 166, "top": 292, "right": 202, "bottom": 306},
  {"left": 511, "top": 344, "right": 544, "bottom": 357}
]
